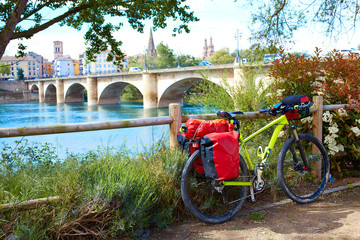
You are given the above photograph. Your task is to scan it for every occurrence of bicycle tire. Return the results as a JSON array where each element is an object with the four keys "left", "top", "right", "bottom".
[
  {"left": 277, "top": 134, "right": 330, "bottom": 203},
  {"left": 181, "top": 150, "right": 249, "bottom": 224}
]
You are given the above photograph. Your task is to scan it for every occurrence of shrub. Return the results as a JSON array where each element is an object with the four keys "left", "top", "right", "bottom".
[{"left": 268, "top": 48, "right": 360, "bottom": 170}]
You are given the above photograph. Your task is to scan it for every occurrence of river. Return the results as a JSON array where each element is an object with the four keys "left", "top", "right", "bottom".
[{"left": 0, "top": 101, "right": 201, "bottom": 158}]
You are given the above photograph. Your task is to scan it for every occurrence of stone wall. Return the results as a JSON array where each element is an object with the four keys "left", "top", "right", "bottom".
[
  {"left": 0, "top": 81, "right": 27, "bottom": 91},
  {"left": 0, "top": 81, "right": 36, "bottom": 103}
]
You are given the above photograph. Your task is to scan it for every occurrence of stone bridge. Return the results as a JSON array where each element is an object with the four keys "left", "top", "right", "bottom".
[{"left": 25, "top": 64, "right": 264, "bottom": 108}]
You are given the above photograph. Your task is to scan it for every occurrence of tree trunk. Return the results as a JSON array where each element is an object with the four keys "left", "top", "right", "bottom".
[{"left": 0, "top": 0, "right": 28, "bottom": 59}]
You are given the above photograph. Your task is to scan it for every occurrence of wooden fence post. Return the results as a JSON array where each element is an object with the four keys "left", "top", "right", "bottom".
[
  {"left": 169, "top": 103, "right": 181, "bottom": 149},
  {"left": 312, "top": 96, "right": 324, "bottom": 178}
]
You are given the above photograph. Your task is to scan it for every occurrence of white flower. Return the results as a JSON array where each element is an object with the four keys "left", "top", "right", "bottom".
[
  {"left": 317, "top": 76, "right": 326, "bottom": 82},
  {"left": 278, "top": 130, "right": 286, "bottom": 138},
  {"left": 337, "top": 108, "right": 348, "bottom": 117},
  {"left": 334, "top": 79, "right": 344, "bottom": 84},
  {"left": 355, "top": 119, "right": 360, "bottom": 125},
  {"left": 300, "top": 116, "right": 313, "bottom": 124},
  {"left": 328, "top": 126, "right": 339, "bottom": 134},
  {"left": 316, "top": 91, "right": 324, "bottom": 96},
  {"left": 322, "top": 111, "right": 333, "bottom": 123},
  {"left": 350, "top": 127, "right": 360, "bottom": 137},
  {"left": 324, "top": 134, "right": 338, "bottom": 146},
  {"left": 311, "top": 81, "right": 322, "bottom": 88},
  {"left": 277, "top": 89, "right": 286, "bottom": 97},
  {"left": 265, "top": 92, "right": 274, "bottom": 98}
]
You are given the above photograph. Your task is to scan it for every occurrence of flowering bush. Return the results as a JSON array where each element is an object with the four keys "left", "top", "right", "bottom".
[{"left": 268, "top": 48, "right": 360, "bottom": 171}]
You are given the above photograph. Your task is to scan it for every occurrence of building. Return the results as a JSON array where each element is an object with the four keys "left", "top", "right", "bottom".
[
  {"left": 73, "top": 60, "right": 80, "bottom": 75},
  {"left": 79, "top": 53, "right": 84, "bottom": 75},
  {"left": 28, "top": 51, "right": 44, "bottom": 78},
  {"left": 82, "top": 50, "right": 121, "bottom": 75},
  {"left": 202, "top": 37, "right": 215, "bottom": 60},
  {"left": 147, "top": 28, "right": 157, "bottom": 57},
  {"left": 43, "top": 59, "right": 53, "bottom": 77},
  {"left": 0, "top": 56, "right": 41, "bottom": 80},
  {"left": 54, "top": 55, "right": 74, "bottom": 77},
  {"left": 53, "top": 41, "right": 63, "bottom": 59}
]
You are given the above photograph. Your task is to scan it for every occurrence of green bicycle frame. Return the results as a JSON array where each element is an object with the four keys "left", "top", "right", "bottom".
[{"left": 223, "top": 114, "right": 289, "bottom": 186}]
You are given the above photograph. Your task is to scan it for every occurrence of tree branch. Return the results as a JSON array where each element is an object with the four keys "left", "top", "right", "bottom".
[{"left": 11, "top": 2, "right": 93, "bottom": 40}]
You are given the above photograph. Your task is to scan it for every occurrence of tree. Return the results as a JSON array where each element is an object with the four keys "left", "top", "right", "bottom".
[
  {"left": 121, "top": 84, "right": 142, "bottom": 101},
  {"left": 17, "top": 67, "right": 24, "bottom": 80},
  {"left": 0, "top": 0, "right": 198, "bottom": 64},
  {"left": 209, "top": 48, "right": 235, "bottom": 63},
  {"left": 156, "top": 42, "right": 177, "bottom": 68},
  {"left": 0, "top": 62, "right": 11, "bottom": 75},
  {"left": 246, "top": 0, "right": 360, "bottom": 46},
  {"left": 179, "top": 54, "right": 199, "bottom": 67}
]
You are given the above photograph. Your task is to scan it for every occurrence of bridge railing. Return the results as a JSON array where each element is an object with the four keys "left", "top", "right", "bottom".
[{"left": 0, "top": 96, "right": 346, "bottom": 150}]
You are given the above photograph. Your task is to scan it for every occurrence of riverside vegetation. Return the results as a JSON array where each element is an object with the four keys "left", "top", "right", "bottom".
[{"left": 0, "top": 140, "right": 188, "bottom": 238}]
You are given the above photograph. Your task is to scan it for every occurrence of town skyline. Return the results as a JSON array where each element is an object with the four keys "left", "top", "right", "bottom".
[{"left": 3, "top": 0, "right": 360, "bottom": 62}]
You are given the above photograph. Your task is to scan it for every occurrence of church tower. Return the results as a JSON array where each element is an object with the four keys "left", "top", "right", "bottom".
[
  {"left": 202, "top": 38, "right": 208, "bottom": 59},
  {"left": 207, "top": 36, "right": 214, "bottom": 58},
  {"left": 53, "top": 41, "right": 63, "bottom": 59},
  {"left": 147, "top": 28, "right": 157, "bottom": 57}
]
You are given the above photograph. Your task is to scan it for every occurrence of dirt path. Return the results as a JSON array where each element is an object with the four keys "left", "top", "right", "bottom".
[{"left": 150, "top": 181, "right": 360, "bottom": 240}]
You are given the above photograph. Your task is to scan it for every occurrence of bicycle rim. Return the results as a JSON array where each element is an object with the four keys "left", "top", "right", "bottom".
[
  {"left": 181, "top": 150, "right": 249, "bottom": 224},
  {"left": 278, "top": 134, "right": 329, "bottom": 203}
]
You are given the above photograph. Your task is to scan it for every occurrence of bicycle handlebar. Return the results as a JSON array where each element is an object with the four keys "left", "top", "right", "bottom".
[{"left": 259, "top": 102, "right": 314, "bottom": 116}]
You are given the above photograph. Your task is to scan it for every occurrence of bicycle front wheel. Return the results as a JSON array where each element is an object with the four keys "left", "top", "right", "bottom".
[
  {"left": 277, "top": 134, "right": 330, "bottom": 203},
  {"left": 181, "top": 150, "right": 249, "bottom": 224}
]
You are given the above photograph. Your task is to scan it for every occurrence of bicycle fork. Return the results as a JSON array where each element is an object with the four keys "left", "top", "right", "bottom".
[{"left": 289, "top": 125, "right": 310, "bottom": 171}]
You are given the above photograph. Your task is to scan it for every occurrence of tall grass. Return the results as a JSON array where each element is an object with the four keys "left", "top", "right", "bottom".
[{"left": 0, "top": 140, "right": 188, "bottom": 239}]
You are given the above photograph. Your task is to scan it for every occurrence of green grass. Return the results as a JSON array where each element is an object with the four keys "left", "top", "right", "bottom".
[
  {"left": 0, "top": 141, "right": 188, "bottom": 239},
  {"left": 248, "top": 211, "right": 266, "bottom": 221}
]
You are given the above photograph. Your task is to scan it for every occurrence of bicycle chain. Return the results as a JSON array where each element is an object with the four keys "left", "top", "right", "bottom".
[{"left": 225, "top": 180, "right": 270, "bottom": 205}]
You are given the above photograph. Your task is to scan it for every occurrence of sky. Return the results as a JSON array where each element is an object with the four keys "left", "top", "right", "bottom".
[{"left": 3, "top": 0, "right": 360, "bottom": 61}]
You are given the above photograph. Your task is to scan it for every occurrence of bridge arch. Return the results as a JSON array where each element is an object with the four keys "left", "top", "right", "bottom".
[
  {"left": 45, "top": 84, "right": 56, "bottom": 102},
  {"left": 157, "top": 77, "right": 207, "bottom": 108},
  {"left": 30, "top": 84, "right": 39, "bottom": 93},
  {"left": 98, "top": 82, "right": 143, "bottom": 105},
  {"left": 65, "top": 83, "right": 87, "bottom": 103},
  {"left": 158, "top": 77, "right": 232, "bottom": 108}
]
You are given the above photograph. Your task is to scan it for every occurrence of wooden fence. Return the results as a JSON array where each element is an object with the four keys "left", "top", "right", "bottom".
[
  {"left": 0, "top": 96, "right": 349, "bottom": 211},
  {"left": 0, "top": 96, "right": 346, "bottom": 149}
]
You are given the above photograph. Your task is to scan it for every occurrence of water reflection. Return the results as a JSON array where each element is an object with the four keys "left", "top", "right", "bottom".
[{"left": 0, "top": 101, "right": 200, "bottom": 158}]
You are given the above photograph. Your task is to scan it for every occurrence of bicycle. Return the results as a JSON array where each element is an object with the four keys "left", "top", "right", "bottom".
[{"left": 180, "top": 98, "right": 330, "bottom": 224}]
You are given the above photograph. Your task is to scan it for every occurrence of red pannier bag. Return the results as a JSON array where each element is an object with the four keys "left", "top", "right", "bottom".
[
  {"left": 177, "top": 132, "right": 205, "bottom": 174},
  {"left": 200, "top": 131, "right": 240, "bottom": 181},
  {"left": 182, "top": 119, "right": 234, "bottom": 140}
]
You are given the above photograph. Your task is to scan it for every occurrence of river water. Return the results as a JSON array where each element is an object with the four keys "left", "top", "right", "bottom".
[{"left": 0, "top": 101, "right": 201, "bottom": 158}]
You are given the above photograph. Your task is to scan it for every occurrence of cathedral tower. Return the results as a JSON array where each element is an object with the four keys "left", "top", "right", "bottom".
[
  {"left": 202, "top": 38, "right": 208, "bottom": 59},
  {"left": 147, "top": 28, "right": 157, "bottom": 57}
]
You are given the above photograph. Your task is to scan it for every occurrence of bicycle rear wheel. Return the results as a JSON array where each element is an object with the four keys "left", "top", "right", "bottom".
[
  {"left": 181, "top": 150, "right": 249, "bottom": 224},
  {"left": 277, "top": 134, "right": 330, "bottom": 203}
]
